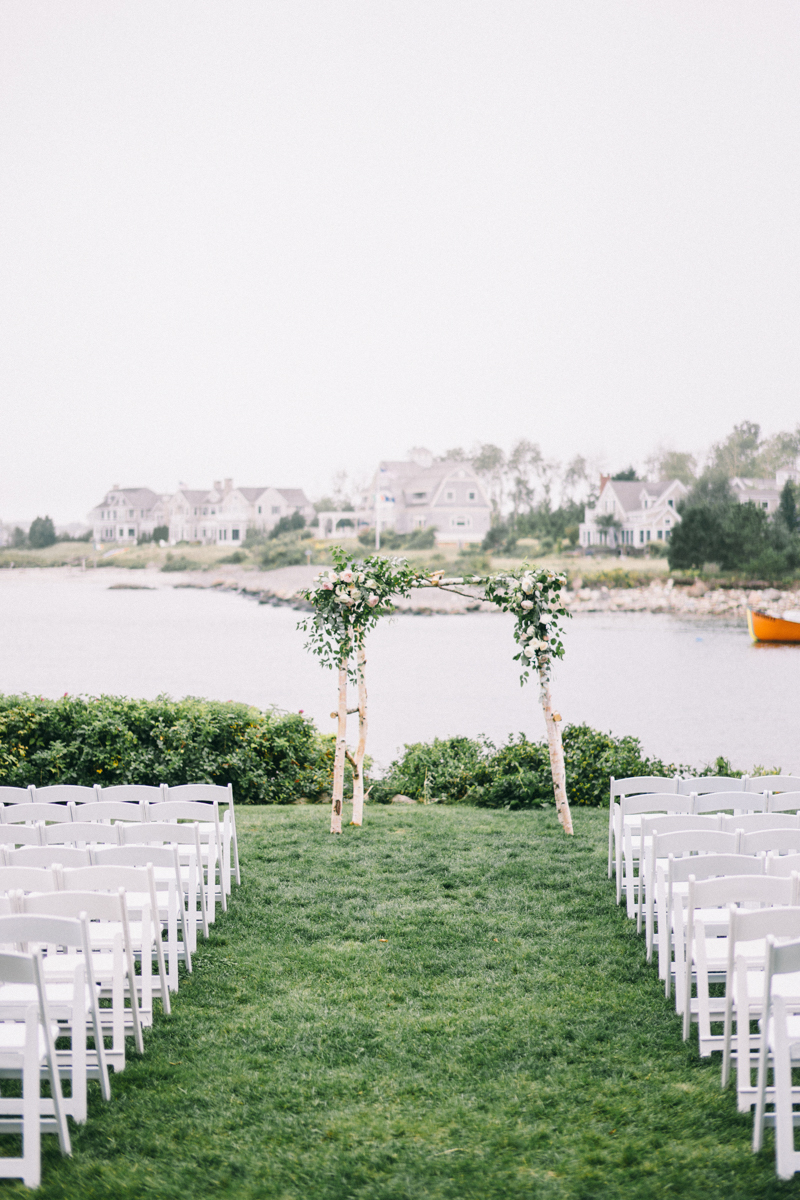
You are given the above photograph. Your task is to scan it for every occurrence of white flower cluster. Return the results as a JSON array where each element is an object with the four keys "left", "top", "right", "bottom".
[{"left": 316, "top": 568, "right": 382, "bottom": 608}]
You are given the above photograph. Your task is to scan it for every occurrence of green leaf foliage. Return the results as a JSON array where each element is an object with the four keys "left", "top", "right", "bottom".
[{"left": 0, "top": 695, "right": 335, "bottom": 803}]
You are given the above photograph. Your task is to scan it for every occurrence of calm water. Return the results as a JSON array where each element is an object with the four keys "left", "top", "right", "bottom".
[{"left": 1, "top": 569, "right": 799, "bottom": 772}]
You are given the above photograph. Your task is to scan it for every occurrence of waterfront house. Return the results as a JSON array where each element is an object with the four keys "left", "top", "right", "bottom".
[
  {"left": 579, "top": 478, "right": 688, "bottom": 550},
  {"left": 340, "top": 448, "right": 491, "bottom": 545}
]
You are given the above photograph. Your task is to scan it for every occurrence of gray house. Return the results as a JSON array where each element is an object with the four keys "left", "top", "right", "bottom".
[{"left": 354, "top": 449, "right": 492, "bottom": 544}]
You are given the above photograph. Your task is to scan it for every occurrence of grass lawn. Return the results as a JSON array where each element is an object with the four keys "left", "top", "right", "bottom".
[{"left": 14, "top": 805, "right": 800, "bottom": 1199}]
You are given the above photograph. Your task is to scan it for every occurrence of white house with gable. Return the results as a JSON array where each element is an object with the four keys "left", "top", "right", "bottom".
[
  {"left": 344, "top": 448, "right": 492, "bottom": 544},
  {"left": 579, "top": 478, "right": 688, "bottom": 550}
]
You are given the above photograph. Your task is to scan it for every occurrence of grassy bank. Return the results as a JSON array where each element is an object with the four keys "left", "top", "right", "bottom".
[{"left": 22, "top": 806, "right": 794, "bottom": 1199}]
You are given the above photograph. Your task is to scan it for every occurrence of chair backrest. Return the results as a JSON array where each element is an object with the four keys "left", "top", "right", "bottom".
[
  {"left": 1, "top": 802, "right": 73, "bottom": 825},
  {"left": 688, "top": 872, "right": 797, "bottom": 914},
  {"left": 31, "top": 784, "right": 98, "bottom": 804},
  {"left": 0, "top": 786, "right": 33, "bottom": 805},
  {"left": 7, "top": 846, "right": 91, "bottom": 869},
  {"left": 21, "top": 889, "right": 124, "bottom": 925},
  {"left": 679, "top": 777, "right": 747, "bottom": 796},
  {"left": 766, "top": 934, "right": 800, "bottom": 980},
  {"left": 0, "top": 824, "right": 44, "bottom": 849},
  {"left": 98, "top": 784, "right": 165, "bottom": 803},
  {"left": 767, "top": 853, "right": 800, "bottom": 878},
  {"left": 620, "top": 795, "right": 693, "bottom": 820},
  {"left": 0, "top": 867, "right": 58, "bottom": 894},
  {"left": 692, "top": 791, "right": 767, "bottom": 816},
  {"left": 610, "top": 776, "right": 679, "bottom": 800},
  {"left": 59, "top": 864, "right": 155, "bottom": 898},
  {"left": 166, "top": 783, "right": 232, "bottom": 806},
  {"left": 720, "top": 813, "right": 798, "bottom": 834},
  {"left": 652, "top": 829, "right": 739, "bottom": 859},
  {"left": 0, "top": 948, "right": 37, "bottom": 985},
  {"left": 641, "top": 814, "right": 720, "bottom": 839},
  {"left": 120, "top": 821, "right": 201, "bottom": 846},
  {"left": 0, "top": 911, "right": 86, "bottom": 951},
  {"left": 755, "top": 776, "right": 800, "bottom": 793},
  {"left": 150, "top": 800, "right": 219, "bottom": 824},
  {"left": 769, "top": 791, "right": 800, "bottom": 814},
  {"left": 42, "top": 822, "right": 120, "bottom": 847},
  {"left": 740, "top": 829, "right": 800, "bottom": 856},
  {"left": 729, "top": 904, "right": 800, "bottom": 951},
  {"left": 668, "top": 852, "right": 765, "bottom": 887},
  {"left": 92, "top": 845, "right": 178, "bottom": 870},
  {"left": 77, "top": 801, "right": 145, "bottom": 824}
]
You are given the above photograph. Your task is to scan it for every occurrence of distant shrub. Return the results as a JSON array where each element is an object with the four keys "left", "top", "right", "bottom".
[
  {"left": 161, "top": 554, "right": 201, "bottom": 572},
  {"left": 152, "top": 526, "right": 169, "bottom": 543},
  {"left": 572, "top": 568, "right": 659, "bottom": 590},
  {"left": 28, "top": 517, "right": 56, "bottom": 549},
  {"left": 260, "top": 538, "right": 308, "bottom": 569},
  {"left": 0, "top": 695, "right": 335, "bottom": 804},
  {"left": 268, "top": 513, "right": 306, "bottom": 539},
  {"left": 219, "top": 550, "right": 248, "bottom": 564}
]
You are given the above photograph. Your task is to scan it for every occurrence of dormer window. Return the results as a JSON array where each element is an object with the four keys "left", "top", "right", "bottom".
[
  {"left": 468, "top": 490, "right": 476, "bottom": 500},
  {"left": 445, "top": 490, "right": 454, "bottom": 501},
  {"left": 668, "top": 499, "right": 674, "bottom": 508},
  {"left": 412, "top": 492, "right": 426, "bottom": 500}
]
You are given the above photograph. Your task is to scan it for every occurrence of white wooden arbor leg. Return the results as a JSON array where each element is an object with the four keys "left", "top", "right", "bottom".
[
  {"left": 351, "top": 640, "right": 367, "bottom": 827},
  {"left": 538, "top": 663, "right": 573, "bottom": 835},
  {"left": 331, "top": 648, "right": 349, "bottom": 834}
]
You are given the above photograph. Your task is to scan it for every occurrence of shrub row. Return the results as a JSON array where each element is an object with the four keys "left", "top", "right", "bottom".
[
  {"left": 0, "top": 695, "right": 336, "bottom": 804},
  {"left": 0, "top": 694, "right": 749, "bottom": 809}
]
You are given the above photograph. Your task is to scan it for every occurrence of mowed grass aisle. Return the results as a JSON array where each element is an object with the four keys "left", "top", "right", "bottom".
[{"left": 20, "top": 807, "right": 800, "bottom": 1199}]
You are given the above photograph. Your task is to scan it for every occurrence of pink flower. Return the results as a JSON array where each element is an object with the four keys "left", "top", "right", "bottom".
[
  {"left": 322, "top": 581, "right": 333, "bottom": 590},
  {"left": 340, "top": 569, "right": 354, "bottom": 583},
  {"left": 367, "top": 594, "right": 380, "bottom": 607}
]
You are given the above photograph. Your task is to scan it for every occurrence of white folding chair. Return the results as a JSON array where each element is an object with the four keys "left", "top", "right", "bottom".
[
  {"left": 0, "top": 787, "right": 33, "bottom": 805},
  {"left": 0, "top": 912, "right": 112, "bottom": 1123},
  {"left": 73, "top": 801, "right": 146, "bottom": 825},
  {"left": 30, "top": 785, "right": 99, "bottom": 804},
  {"left": 150, "top": 799, "right": 226, "bottom": 911},
  {"left": 637, "top": 814, "right": 721, "bottom": 936},
  {"left": 722, "top": 905, "right": 800, "bottom": 1113},
  {"left": 41, "top": 822, "right": 120, "bottom": 851},
  {"left": 753, "top": 936, "right": 800, "bottom": 1175},
  {"left": 757, "top": 776, "right": 800, "bottom": 794},
  {"left": 61, "top": 863, "right": 177, "bottom": 1007},
  {"left": 0, "top": 949, "right": 71, "bottom": 1187},
  {"left": 0, "top": 867, "right": 58, "bottom": 897},
  {"left": 121, "top": 823, "right": 209, "bottom": 937},
  {"left": 22, "top": 888, "right": 146, "bottom": 1068},
  {"left": 165, "top": 783, "right": 240, "bottom": 890},
  {"left": 0, "top": 825, "right": 44, "bottom": 855},
  {"left": 93, "top": 845, "right": 197, "bottom": 962},
  {"left": 639, "top": 828, "right": 739, "bottom": 956},
  {"left": 607, "top": 775, "right": 679, "bottom": 880},
  {"left": 617, "top": 794, "right": 693, "bottom": 915},
  {"left": 683, "top": 874, "right": 798, "bottom": 1051}
]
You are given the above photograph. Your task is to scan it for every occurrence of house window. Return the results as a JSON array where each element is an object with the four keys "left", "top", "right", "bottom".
[
  {"left": 203, "top": 508, "right": 208, "bottom": 516},
  {"left": 668, "top": 499, "right": 674, "bottom": 508},
  {"left": 451, "top": 516, "right": 471, "bottom": 528},
  {"left": 639, "top": 531, "right": 644, "bottom": 544},
  {"left": 657, "top": 530, "right": 663, "bottom": 540},
  {"left": 413, "top": 492, "right": 426, "bottom": 500},
  {"left": 468, "top": 490, "right": 476, "bottom": 500},
  {"left": 232, "top": 529, "right": 240, "bottom": 541},
  {"left": 272, "top": 506, "right": 280, "bottom": 515},
  {"left": 445, "top": 491, "right": 454, "bottom": 501},
  {"left": 415, "top": 518, "right": 426, "bottom": 529},
  {"left": 665, "top": 519, "right": 671, "bottom": 527},
  {"left": 762, "top": 501, "right": 769, "bottom": 509},
  {"left": 257, "top": 506, "right": 262, "bottom": 514},
  {"left": 646, "top": 531, "right": 651, "bottom": 541},
  {"left": 118, "top": 528, "right": 124, "bottom": 538}
]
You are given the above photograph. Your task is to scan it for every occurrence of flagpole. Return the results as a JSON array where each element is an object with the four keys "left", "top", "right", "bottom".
[{"left": 375, "top": 483, "right": 380, "bottom": 551}]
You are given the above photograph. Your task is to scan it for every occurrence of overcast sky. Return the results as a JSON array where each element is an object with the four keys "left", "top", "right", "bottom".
[{"left": 1, "top": 2, "right": 799, "bottom": 523}]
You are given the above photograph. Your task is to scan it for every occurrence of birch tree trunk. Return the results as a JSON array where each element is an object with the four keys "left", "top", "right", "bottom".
[
  {"left": 351, "top": 639, "right": 368, "bottom": 826},
  {"left": 538, "top": 662, "right": 574, "bottom": 835},
  {"left": 331, "top": 644, "right": 350, "bottom": 834}
]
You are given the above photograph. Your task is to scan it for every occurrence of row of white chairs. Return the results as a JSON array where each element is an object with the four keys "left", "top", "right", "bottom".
[
  {"left": 0, "top": 783, "right": 244, "bottom": 1186},
  {"left": 0, "top": 783, "right": 241, "bottom": 892},
  {"left": 611, "top": 777, "right": 800, "bottom": 1179}
]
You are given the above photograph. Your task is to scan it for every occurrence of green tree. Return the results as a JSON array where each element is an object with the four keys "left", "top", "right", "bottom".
[
  {"left": 11, "top": 527, "right": 26, "bottom": 548},
  {"left": 708, "top": 421, "right": 762, "bottom": 478},
  {"left": 268, "top": 512, "right": 305, "bottom": 539},
  {"left": 611, "top": 467, "right": 639, "bottom": 481},
  {"left": 645, "top": 449, "right": 697, "bottom": 485},
  {"left": 778, "top": 480, "right": 798, "bottom": 532},
  {"left": 27, "top": 516, "right": 56, "bottom": 548}
]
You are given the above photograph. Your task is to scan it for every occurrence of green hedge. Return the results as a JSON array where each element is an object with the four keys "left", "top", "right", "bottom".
[
  {"left": 368, "top": 725, "right": 743, "bottom": 809},
  {"left": 0, "top": 695, "right": 335, "bottom": 804}
]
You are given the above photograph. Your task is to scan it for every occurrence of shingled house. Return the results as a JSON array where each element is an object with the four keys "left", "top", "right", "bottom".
[{"left": 579, "top": 478, "right": 688, "bottom": 550}]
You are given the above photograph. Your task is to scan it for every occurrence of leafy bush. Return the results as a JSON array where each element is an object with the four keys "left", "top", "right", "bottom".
[
  {"left": 28, "top": 517, "right": 56, "bottom": 549},
  {"left": 260, "top": 537, "right": 309, "bottom": 569},
  {"left": 161, "top": 554, "right": 201, "bottom": 572},
  {"left": 571, "top": 568, "right": 659, "bottom": 590},
  {"left": 219, "top": 550, "right": 248, "bottom": 564},
  {"left": 269, "top": 513, "right": 306, "bottom": 539},
  {"left": 372, "top": 724, "right": 711, "bottom": 808},
  {"left": 0, "top": 695, "right": 335, "bottom": 804}
]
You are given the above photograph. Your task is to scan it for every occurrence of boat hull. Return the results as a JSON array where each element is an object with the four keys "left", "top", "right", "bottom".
[{"left": 747, "top": 608, "right": 800, "bottom": 644}]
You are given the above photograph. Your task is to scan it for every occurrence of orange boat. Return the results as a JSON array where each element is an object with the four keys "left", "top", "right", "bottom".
[{"left": 747, "top": 608, "right": 800, "bottom": 644}]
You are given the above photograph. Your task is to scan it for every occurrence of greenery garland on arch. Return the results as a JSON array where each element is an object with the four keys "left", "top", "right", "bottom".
[{"left": 300, "top": 551, "right": 574, "bottom": 836}]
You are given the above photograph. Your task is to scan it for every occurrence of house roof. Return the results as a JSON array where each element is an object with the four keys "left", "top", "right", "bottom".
[
  {"left": 237, "top": 487, "right": 269, "bottom": 502},
  {"left": 605, "top": 480, "right": 680, "bottom": 513},
  {"left": 275, "top": 488, "right": 310, "bottom": 506},
  {"left": 105, "top": 488, "right": 162, "bottom": 508},
  {"left": 175, "top": 490, "right": 210, "bottom": 504}
]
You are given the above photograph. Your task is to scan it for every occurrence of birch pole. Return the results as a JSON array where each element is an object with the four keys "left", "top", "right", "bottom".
[
  {"left": 330, "top": 636, "right": 350, "bottom": 834},
  {"left": 351, "top": 639, "right": 368, "bottom": 826},
  {"left": 537, "top": 663, "right": 573, "bottom": 835}
]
